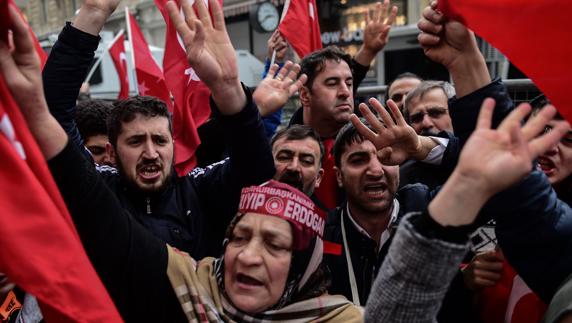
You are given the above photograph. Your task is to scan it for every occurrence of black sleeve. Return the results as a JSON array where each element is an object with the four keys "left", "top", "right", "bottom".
[
  {"left": 48, "top": 141, "right": 184, "bottom": 322},
  {"left": 192, "top": 85, "right": 275, "bottom": 251},
  {"left": 42, "top": 23, "right": 99, "bottom": 160},
  {"left": 351, "top": 58, "right": 370, "bottom": 93}
]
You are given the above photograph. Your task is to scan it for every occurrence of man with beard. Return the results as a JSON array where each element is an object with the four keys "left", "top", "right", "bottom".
[
  {"left": 41, "top": 0, "right": 294, "bottom": 259},
  {"left": 271, "top": 125, "right": 326, "bottom": 208},
  {"left": 403, "top": 80, "right": 454, "bottom": 136}
]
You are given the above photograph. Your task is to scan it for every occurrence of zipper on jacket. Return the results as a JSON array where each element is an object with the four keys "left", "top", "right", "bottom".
[{"left": 146, "top": 197, "right": 151, "bottom": 214}]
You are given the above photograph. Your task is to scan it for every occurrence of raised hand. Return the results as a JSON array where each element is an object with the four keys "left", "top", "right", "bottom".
[
  {"left": 417, "top": 1, "right": 489, "bottom": 96},
  {"left": 349, "top": 98, "right": 436, "bottom": 165},
  {"left": 457, "top": 99, "right": 568, "bottom": 197},
  {"left": 0, "top": 5, "right": 67, "bottom": 158},
  {"left": 254, "top": 61, "right": 307, "bottom": 117},
  {"left": 355, "top": 0, "right": 397, "bottom": 66},
  {"left": 266, "top": 30, "right": 288, "bottom": 63},
  {"left": 73, "top": 0, "right": 121, "bottom": 35},
  {"left": 167, "top": 0, "right": 245, "bottom": 114}
]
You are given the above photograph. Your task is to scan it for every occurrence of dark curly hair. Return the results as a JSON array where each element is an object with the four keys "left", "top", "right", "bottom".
[
  {"left": 107, "top": 96, "right": 172, "bottom": 148},
  {"left": 75, "top": 99, "right": 114, "bottom": 141}
]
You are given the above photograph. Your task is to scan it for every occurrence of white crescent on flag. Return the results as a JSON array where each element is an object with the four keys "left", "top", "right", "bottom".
[{"left": 0, "top": 114, "right": 25, "bottom": 159}]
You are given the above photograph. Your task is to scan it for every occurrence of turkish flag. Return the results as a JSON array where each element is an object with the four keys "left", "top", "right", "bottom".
[
  {"left": 108, "top": 32, "right": 129, "bottom": 99},
  {"left": 127, "top": 11, "right": 172, "bottom": 109},
  {"left": 279, "top": 0, "right": 322, "bottom": 58},
  {"left": 153, "top": 0, "right": 220, "bottom": 176},
  {"left": 438, "top": 0, "right": 572, "bottom": 123},
  {"left": 0, "top": 6, "right": 121, "bottom": 321}
]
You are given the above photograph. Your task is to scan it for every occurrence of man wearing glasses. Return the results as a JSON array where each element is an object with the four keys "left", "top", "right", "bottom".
[{"left": 403, "top": 81, "right": 455, "bottom": 136}]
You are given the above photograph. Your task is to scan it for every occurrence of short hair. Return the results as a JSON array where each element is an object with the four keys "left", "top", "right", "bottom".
[
  {"left": 300, "top": 46, "right": 352, "bottom": 91},
  {"left": 384, "top": 72, "right": 423, "bottom": 103},
  {"left": 333, "top": 120, "right": 371, "bottom": 167},
  {"left": 107, "top": 96, "right": 172, "bottom": 148},
  {"left": 271, "top": 125, "right": 325, "bottom": 163},
  {"left": 403, "top": 81, "right": 455, "bottom": 122},
  {"left": 530, "top": 94, "right": 563, "bottom": 120},
  {"left": 75, "top": 99, "right": 113, "bottom": 140}
]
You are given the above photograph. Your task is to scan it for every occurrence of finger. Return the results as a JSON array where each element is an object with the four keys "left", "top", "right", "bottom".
[
  {"left": 350, "top": 114, "right": 379, "bottom": 143},
  {"left": 498, "top": 103, "right": 531, "bottom": 133},
  {"left": 379, "top": 0, "right": 389, "bottom": 22},
  {"left": 417, "top": 32, "right": 440, "bottom": 46},
  {"left": 522, "top": 104, "right": 557, "bottom": 141},
  {"left": 417, "top": 18, "right": 442, "bottom": 35},
  {"left": 370, "top": 97, "right": 396, "bottom": 127},
  {"left": 474, "top": 277, "right": 498, "bottom": 288},
  {"left": 182, "top": 0, "right": 197, "bottom": 31},
  {"left": 372, "top": 1, "right": 382, "bottom": 22},
  {"left": 275, "top": 61, "right": 293, "bottom": 81},
  {"left": 209, "top": 0, "right": 226, "bottom": 31},
  {"left": 192, "top": 20, "right": 206, "bottom": 51},
  {"left": 378, "top": 147, "right": 393, "bottom": 162},
  {"left": 529, "top": 120, "right": 570, "bottom": 157},
  {"left": 359, "top": 103, "right": 385, "bottom": 133},
  {"left": 284, "top": 63, "right": 301, "bottom": 84},
  {"left": 266, "top": 63, "right": 279, "bottom": 79},
  {"left": 288, "top": 74, "right": 307, "bottom": 96},
  {"left": 475, "top": 260, "right": 504, "bottom": 272},
  {"left": 476, "top": 98, "right": 495, "bottom": 130},
  {"left": 168, "top": 2, "right": 193, "bottom": 41},
  {"left": 385, "top": 6, "right": 398, "bottom": 26},
  {"left": 475, "top": 250, "right": 503, "bottom": 262},
  {"left": 8, "top": 4, "right": 36, "bottom": 58},
  {"left": 387, "top": 99, "right": 407, "bottom": 126},
  {"left": 422, "top": 4, "right": 444, "bottom": 23},
  {"left": 474, "top": 269, "right": 502, "bottom": 281},
  {"left": 195, "top": 0, "right": 212, "bottom": 29}
]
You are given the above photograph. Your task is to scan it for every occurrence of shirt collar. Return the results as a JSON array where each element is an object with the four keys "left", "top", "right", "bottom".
[{"left": 345, "top": 199, "right": 400, "bottom": 252}]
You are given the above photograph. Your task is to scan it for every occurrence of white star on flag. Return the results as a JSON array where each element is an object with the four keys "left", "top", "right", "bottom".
[{"left": 138, "top": 81, "right": 149, "bottom": 95}]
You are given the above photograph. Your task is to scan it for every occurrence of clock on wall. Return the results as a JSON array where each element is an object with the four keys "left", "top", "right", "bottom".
[{"left": 250, "top": 2, "right": 280, "bottom": 33}]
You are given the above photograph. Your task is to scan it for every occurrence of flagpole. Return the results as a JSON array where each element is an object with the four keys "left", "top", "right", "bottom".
[
  {"left": 84, "top": 28, "right": 125, "bottom": 84},
  {"left": 270, "top": 0, "right": 291, "bottom": 67},
  {"left": 125, "top": 7, "right": 139, "bottom": 96}
]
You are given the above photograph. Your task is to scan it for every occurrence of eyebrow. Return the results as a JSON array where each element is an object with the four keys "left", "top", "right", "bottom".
[{"left": 234, "top": 222, "right": 291, "bottom": 242}]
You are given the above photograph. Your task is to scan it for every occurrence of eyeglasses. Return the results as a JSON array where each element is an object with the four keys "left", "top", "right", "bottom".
[
  {"left": 409, "top": 107, "right": 449, "bottom": 124},
  {"left": 390, "top": 93, "right": 406, "bottom": 103},
  {"left": 543, "top": 125, "right": 572, "bottom": 146}
]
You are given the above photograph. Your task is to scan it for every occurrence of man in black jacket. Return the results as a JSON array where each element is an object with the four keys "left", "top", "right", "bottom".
[{"left": 40, "top": 0, "right": 304, "bottom": 259}]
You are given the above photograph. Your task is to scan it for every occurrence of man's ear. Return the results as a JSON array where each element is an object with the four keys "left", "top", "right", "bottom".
[
  {"left": 106, "top": 142, "right": 116, "bottom": 166},
  {"left": 300, "top": 86, "right": 311, "bottom": 107},
  {"left": 334, "top": 166, "right": 343, "bottom": 188},
  {"left": 314, "top": 167, "right": 324, "bottom": 189}
]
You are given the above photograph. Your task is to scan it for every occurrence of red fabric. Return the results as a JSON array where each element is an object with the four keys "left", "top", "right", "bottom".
[
  {"left": 153, "top": 0, "right": 221, "bottom": 176},
  {"left": 279, "top": 0, "right": 322, "bottom": 59},
  {"left": 323, "top": 240, "right": 342, "bottom": 255},
  {"left": 127, "top": 11, "right": 172, "bottom": 109},
  {"left": 438, "top": 0, "right": 572, "bottom": 124},
  {"left": 108, "top": 32, "right": 129, "bottom": 99},
  {"left": 477, "top": 259, "right": 546, "bottom": 323},
  {"left": 0, "top": 16, "right": 121, "bottom": 319},
  {"left": 314, "top": 138, "right": 338, "bottom": 211}
]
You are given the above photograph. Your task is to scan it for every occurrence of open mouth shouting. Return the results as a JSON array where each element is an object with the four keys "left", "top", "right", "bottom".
[
  {"left": 236, "top": 273, "right": 264, "bottom": 289},
  {"left": 363, "top": 182, "right": 388, "bottom": 199},
  {"left": 137, "top": 163, "right": 162, "bottom": 182},
  {"left": 537, "top": 157, "right": 556, "bottom": 177}
]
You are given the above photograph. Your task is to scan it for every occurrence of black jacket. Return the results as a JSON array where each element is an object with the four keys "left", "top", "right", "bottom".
[{"left": 43, "top": 23, "right": 275, "bottom": 259}]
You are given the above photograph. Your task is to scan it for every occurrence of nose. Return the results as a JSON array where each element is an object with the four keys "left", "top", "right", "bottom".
[
  {"left": 544, "top": 143, "right": 559, "bottom": 156},
  {"left": 237, "top": 240, "right": 264, "bottom": 266},
  {"left": 142, "top": 139, "right": 159, "bottom": 159},
  {"left": 286, "top": 157, "right": 300, "bottom": 171},
  {"left": 338, "top": 82, "right": 351, "bottom": 98},
  {"left": 101, "top": 152, "right": 113, "bottom": 166},
  {"left": 421, "top": 114, "right": 434, "bottom": 130},
  {"left": 367, "top": 157, "right": 385, "bottom": 178}
]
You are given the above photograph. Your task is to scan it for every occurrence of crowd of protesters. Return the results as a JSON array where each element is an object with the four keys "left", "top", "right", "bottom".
[{"left": 0, "top": 0, "right": 572, "bottom": 322}]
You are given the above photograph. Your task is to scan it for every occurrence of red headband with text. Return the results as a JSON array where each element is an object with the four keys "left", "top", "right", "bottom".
[{"left": 238, "top": 181, "right": 326, "bottom": 243}]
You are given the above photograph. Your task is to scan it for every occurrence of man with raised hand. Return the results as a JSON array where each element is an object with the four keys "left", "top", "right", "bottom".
[{"left": 41, "top": 0, "right": 306, "bottom": 259}]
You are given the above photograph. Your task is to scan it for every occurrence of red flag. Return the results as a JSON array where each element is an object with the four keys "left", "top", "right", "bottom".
[
  {"left": 108, "top": 31, "right": 130, "bottom": 99},
  {"left": 279, "top": 0, "right": 322, "bottom": 58},
  {"left": 126, "top": 10, "right": 172, "bottom": 109},
  {"left": 438, "top": 0, "right": 572, "bottom": 123},
  {"left": 0, "top": 6, "right": 121, "bottom": 321},
  {"left": 153, "top": 0, "right": 220, "bottom": 176}
]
